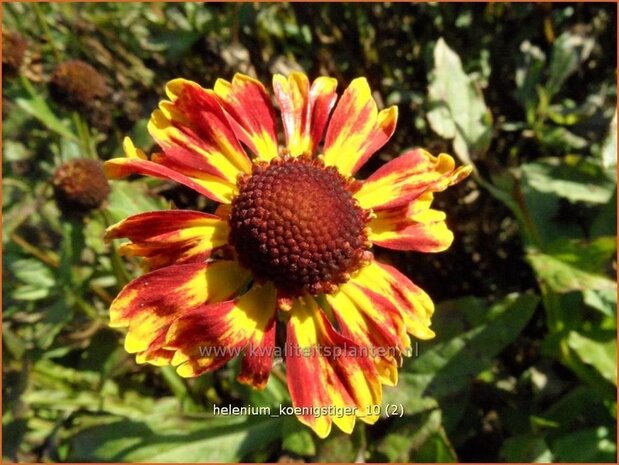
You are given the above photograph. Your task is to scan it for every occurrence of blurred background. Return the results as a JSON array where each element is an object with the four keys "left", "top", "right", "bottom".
[{"left": 2, "top": 2, "right": 617, "bottom": 462}]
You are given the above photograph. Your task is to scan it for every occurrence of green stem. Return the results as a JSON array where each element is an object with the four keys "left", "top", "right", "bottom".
[
  {"left": 73, "top": 294, "right": 101, "bottom": 320},
  {"left": 540, "top": 283, "right": 562, "bottom": 333},
  {"left": 72, "top": 112, "right": 98, "bottom": 159},
  {"left": 33, "top": 3, "right": 63, "bottom": 64},
  {"left": 160, "top": 366, "right": 200, "bottom": 411},
  {"left": 100, "top": 210, "right": 132, "bottom": 288}
]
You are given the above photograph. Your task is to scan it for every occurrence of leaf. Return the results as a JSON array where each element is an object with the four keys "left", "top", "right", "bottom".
[
  {"left": 583, "top": 289, "right": 617, "bottom": 318},
  {"left": 500, "top": 434, "right": 553, "bottom": 462},
  {"left": 567, "top": 330, "right": 617, "bottom": 386},
  {"left": 11, "top": 284, "right": 52, "bottom": 301},
  {"left": 105, "top": 180, "right": 168, "bottom": 224},
  {"left": 2, "top": 418, "right": 28, "bottom": 462},
  {"left": 427, "top": 37, "right": 492, "bottom": 165},
  {"left": 537, "top": 126, "right": 588, "bottom": 151},
  {"left": 414, "top": 430, "right": 458, "bottom": 463},
  {"left": 520, "top": 157, "right": 616, "bottom": 205},
  {"left": 314, "top": 430, "right": 356, "bottom": 462},
  {"left": 591, "top": 189, "right": 617, "bottom": 238},
  {"left": 9, "top": 258, "right": 55, "bottom": 288},
  {"left": 385, "top": 294, "right": 539, "bottom": 407},
  {"left": 14, "top": 79, "right": 78, "bottom": 141},
  {"left": 514, "top": 40, "right": 546, "bottom": 114},
  {"left": 526, "top": 237, "right": 616, "bottom": 293},
  {"left": 551, "top": 426, "right": 617, "bottom": 462},
  {"left": 546, "top": 31, "right": 595, "bottom": 100},
  {"left": 600, "top": 110, "right": 617, "bottom": 169},
  {"left": 281, "top": 416, "right": 316, "bottom": 457},
  {"left": 2, "top": 140, "right": 31, "bottom": 162},
  {"left": 148, "top": 30, "right": 201, "bottom": 60},
  {"left": 540, "top": 385, "right": 616, "bottom": 433},
  {"left": 376, "top": 409, "right": 444, "bottom": 462},
  {"left": 34, "top": 299, "right": 74, "bottom": 349},
  {"left": 65, "top": 414, "right": 283, "bottom": 462}
]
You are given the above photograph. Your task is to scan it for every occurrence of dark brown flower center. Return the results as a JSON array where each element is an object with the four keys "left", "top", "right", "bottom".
[{"left": 229, "top": 157, "right": 371, "bottom": 297}]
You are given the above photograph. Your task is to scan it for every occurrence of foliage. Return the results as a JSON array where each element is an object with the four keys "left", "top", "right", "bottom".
[{"left": 2, "top": 2, "right": 616, "bottom": 463}]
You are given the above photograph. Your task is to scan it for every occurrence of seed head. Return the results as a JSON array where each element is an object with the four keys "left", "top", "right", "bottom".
[
  {"left": 53, "top": 158, "right": 111, "bottom": 216},
  {"left": 2, "top": 31, "right": 27, "bottom": 77},
  {"left": 50, "top": 60, "right": 110, "bottom": 110}
]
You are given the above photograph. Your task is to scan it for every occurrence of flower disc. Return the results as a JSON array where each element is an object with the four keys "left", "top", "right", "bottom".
[{"left": 229, "top": 157, "right": 370, "bottom": 296}]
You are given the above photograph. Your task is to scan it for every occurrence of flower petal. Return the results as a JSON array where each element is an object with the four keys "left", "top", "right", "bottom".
[
  {"left": 237, "top": 316, "right": 276, "bottom": 389},
  {"left": 154, "top": 79, "right": 252, "bottom": 178},
  {"left": 368, "top": 192, "right": 455, "bottom": 252},
  {"left": 352, "top": 260, "right": 436, "bottom": 340},
  {"left": 214, "top": 73, "right": 279, "bottom": 161},
  {"left": 110, "top": 260, "right": 249, "bottom": 366},
  {"left": 323, "top": 78, "right": 397, "bottom": 176},
  {"left": 105, "top": 210, "right": 230, "bottom": 270},
  {"left": 286, "top": 296, "right": 382, "bottom": 438},
  {"left": 104, "top": 138, "right": 238, "bottom": 203},
  {"left": 273, "top": 72, "right": 337, "bottom": 157},
  {"left": 165, "top": 283, "right": 277, "bottom": 379},
  {"left": 354, "top": 149, "right": 472, "bottom": 211},
  {"left": 326, "top": 279, "right": 410, "bottom": 386}
]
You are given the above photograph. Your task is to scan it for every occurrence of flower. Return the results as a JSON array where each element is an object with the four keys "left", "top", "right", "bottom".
[{"left": 104, "top": 72, "right": 471, "bottom": 438}]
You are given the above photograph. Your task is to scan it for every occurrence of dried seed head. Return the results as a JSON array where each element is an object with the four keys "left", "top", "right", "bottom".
[
  {"left": 53, "top": 158, "right": 110, "bottom": 216},
  {"left": 2, "top": 31, "right": 27, "bottom": 77},
  {"left": 50, "top": 60, "right": 110, "bottom": 110},
  {"left": 229, "top": 157, "right": 371, "bottom": 297}
]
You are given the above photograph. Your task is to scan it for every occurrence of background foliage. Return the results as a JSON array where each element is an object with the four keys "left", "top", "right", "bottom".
[{"left": 2, "top": 2, "right": 617, "bottom": 462}]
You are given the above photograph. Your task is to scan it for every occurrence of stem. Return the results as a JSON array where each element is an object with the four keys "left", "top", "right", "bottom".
[
  {"left": 33, "top": 3, "right": 63, "bottom": 64},
  {"left": 72, "top": 112, "right": 98, "bottom": 159},
  {"left": 160, "top": 366, "right": 200, "bottom": 411},
  {"left": 11, "top": 231, "right": 113, "bottom": 305},
  {"left": 271, "top": 364, "right": 288, "bottom": 387},
  {"left": 99, "top": 210, "right": 133, "bottom": 288},
  {"left": 11, "top": 233, "right": 60, "bottom": 267},
  {"left": 73, "top": 293, "right": 102, "bottom": 320}
]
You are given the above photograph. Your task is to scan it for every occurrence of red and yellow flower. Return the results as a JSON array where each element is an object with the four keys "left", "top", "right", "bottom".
[{"left": 105, "top": 72, "right": 471, "bottom": 438}]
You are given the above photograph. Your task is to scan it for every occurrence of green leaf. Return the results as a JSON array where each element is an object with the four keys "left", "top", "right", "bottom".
[
  {"left": 2, "top": 140, "right": 31, "bottom": 162},
  {"left": 385, "top": 294, "right": 539, "bottom": 407},
  {"left": 315, "top": 430, "right": 356, "bottom": 462},
  {"left": 376, "top": 409, "right": 455, "bottom": 462},
  {"left": 35, "top": 299, "right": 74, "bottom": 349},
  {"left": 600, "top": 110, "right": 617, "bottom": 169},
  {"left": 537, "top": 126, "right": 588, "bottom": 152},
  {"left": 591, "top": 189, "right": 618, "bottom": 238},
  {"left": 551, "top": 426, "right": 617, "bottom": 462},
  {"left": 66, "top": 414, "right": 283, "bottom": 462},
  {"left": 414, "top": 431, "right": 458, "bottom": 463},
  {"left": 281, "top": 416, "right": 316, "bottom": 457},
  {"left": 567, "top": 330, "right": 617, "bottom": 386},
  {"left": 501, "top": 434, "right": 553, "bottom": 462},
  {"left": 514, "top": 40, "right": 546, "bottom": 113},
  {"left": 546, "top": 31, "right": 595, "bottom": 100},
  {"left": 9, "top": 258, "right": 55, "bottom": 288},
  {"left": 526, "top": 237, "right": 616, "bottom": 293},
  {"left": 105, "top": 180, "right": 168, "bottom": 224},
  {"left": 520, "top": 157, "right": 616, "bottom": 205},
  {"left": 583, "top": 289, "right": 617, "bottom": 318},
  {"left": 427, "top": 37, "right": 492, "bottom": 165},
  {"left": 2, "top": 418, "right": 28, "bottom": 462},
  {"left": 540, "top": 385, "right": 616, "bottom": 434},
  {"left": 14, "top": 78, "right": 78, "bottom": 141}
]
